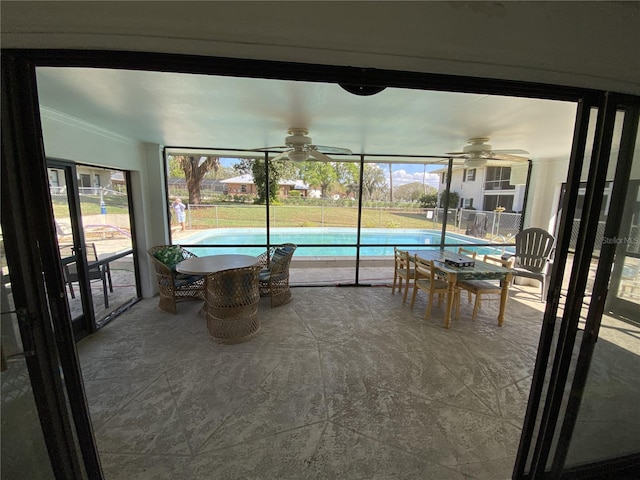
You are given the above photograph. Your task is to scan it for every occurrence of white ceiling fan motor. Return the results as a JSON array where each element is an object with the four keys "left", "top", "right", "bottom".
[{"left": 446, "top": 137, "right": 529, "bottom": 168}]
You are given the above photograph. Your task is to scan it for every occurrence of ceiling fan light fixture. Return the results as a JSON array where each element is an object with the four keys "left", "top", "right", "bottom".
[
  {"left": 464, "top": 157, "right": 487, "bottom": 168},
  {"left": 288, "top": 151, "right": 309, "bottom": 162}
]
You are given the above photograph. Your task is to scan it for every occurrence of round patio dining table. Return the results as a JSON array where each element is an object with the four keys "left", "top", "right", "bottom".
[{"left": 175, "top": 254, "right": 259, "bottom": 275}]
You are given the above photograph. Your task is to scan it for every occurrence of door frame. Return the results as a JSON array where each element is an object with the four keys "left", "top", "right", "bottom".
[
  {"left": 48, "top": 159, "right": 99, "bottom": 339},
  {"left": 3, "top": 47, "right": 637, "bottom": 479},
  {"left": 2, "top": 53, "right": 103, "bottom": 479}
]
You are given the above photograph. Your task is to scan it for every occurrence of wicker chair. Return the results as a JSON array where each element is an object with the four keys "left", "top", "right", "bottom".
[
  {"left": 256, "top": 244, "right": 297, "bottom": 307},
  {"left": 147, "top": 245, "right": 205, "bottom": 314},
  {"left": 206, "top": 264, "right": 261, "bottom": 344}
]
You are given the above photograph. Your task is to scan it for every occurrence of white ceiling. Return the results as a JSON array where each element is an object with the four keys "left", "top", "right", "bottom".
[{"left": 36, "top": 67, "right": 579, "bottom": 164}]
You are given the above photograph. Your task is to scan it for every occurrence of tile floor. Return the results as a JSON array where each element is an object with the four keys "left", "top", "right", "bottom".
[{"left": 78, "top": 281, "right": 549, "bottom": 480}]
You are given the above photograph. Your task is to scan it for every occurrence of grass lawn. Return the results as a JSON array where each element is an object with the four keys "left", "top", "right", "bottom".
[
  {"left": 52, "top": 194, "right": 131, "bottom": 216},
  {"left": 186, "top": 204, "right": 438, "bottom": 230},
  {"left": 53, "top": 195, "right": 459, "bottom": 232}
]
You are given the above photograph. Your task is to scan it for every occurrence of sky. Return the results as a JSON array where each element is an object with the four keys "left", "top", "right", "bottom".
[{"left": 383, "top": 165, "right": 441, "bottom": 189}]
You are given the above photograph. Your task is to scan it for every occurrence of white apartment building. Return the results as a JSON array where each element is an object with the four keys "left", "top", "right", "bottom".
[{"left": 436, "top": 164, "right": 528, "bottom": 213}]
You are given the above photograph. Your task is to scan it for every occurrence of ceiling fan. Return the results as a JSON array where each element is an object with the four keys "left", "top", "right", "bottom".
[
  {"left": 446, "top": 137, "right": 529, "bottom": 168},
  {"left": 256, "top": 128, "right": 352, "bottom": 162}
]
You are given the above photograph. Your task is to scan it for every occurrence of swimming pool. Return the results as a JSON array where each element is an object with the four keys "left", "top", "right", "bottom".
[{"left": 182, "top": 228, "right": 513, "bottom": 257}]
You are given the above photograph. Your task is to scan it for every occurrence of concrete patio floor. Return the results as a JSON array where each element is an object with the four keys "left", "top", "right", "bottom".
[{"left": 78, "top": 280, "right": 550, "bottom": 479}]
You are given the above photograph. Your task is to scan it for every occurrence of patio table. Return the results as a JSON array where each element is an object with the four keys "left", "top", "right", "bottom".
[
  {"left": 176, "top": 254, "right": 260, "bottom": 316},
  {"left": 407, "top": 249, "right": 513, "bottom": 328},
  {"left": 176, "top": 254, "right": 259, "bottom": 276}
]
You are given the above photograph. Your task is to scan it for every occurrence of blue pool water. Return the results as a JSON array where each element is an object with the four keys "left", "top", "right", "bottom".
[{"left": 183, "top": 228, "right": 513, "bottom": 258}]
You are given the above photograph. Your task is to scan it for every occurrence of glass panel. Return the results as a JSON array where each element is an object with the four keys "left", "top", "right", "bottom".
[
  {"left": 50, "top": 166, "right": 89, "bottom": 326},
  {"left": 436, "top": 161, "right": 528, "bottom": 257},
  {"left": 51, "top": 165, "right": 137, "bottom": 324},
  {"left": 616, "top": 256, "right": 640, "bottom": 305},
  {"left": 279, "top": 156, "right": 361, "bottom": 284},
  {"left": 168, "top": 152, "right": 268, "bottom": 246},
  {"left": 563, "top": 109, "right": 639, "bottom": 468},
  {"left": 522, "top": 106, "right": 600, "bottom": 475},
  {"left": 79, "top": 166, "right": 137, "bottom": 322},
  {"left": 611, "top": 180, "right": 640, "bottom": 309},
  {"left": 541, "top": 109, "right": 618, "bottom": 473},
  {"left": 1, "top": 229, "right": 56, "bottom": 479}
]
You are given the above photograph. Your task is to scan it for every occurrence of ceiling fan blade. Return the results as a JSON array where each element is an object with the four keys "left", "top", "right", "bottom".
[
  {"left": 487, "top": 153, "right": 529, "bottom": 162},
  {"left": 312, "top": 145, "right": 353, "bottom": 155},
  {"left": 270, "top": 151, "right": 289, "bottom": 161},
  {"left": 492, "top": 149, "right": 530, "bottom": 155},
  {"left": 252, "top": 145, "right": 288, "bottom": 152},
  {"left": 309, "top": 150, "right": 335, "bottom": 162}
]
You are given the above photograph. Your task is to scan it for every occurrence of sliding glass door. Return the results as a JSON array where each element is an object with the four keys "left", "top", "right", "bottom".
[
  {"left": 515, "top": 95, "right": 640, "bottom": 478},
  {"left": 48, "top": 160, "right": 139, "bottom": 337}
]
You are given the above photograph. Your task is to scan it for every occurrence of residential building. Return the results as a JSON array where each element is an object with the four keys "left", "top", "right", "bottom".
[
  {"left": 436, "top": 165, "right": 527, "bottom": 213},
  {"left": 166, "top": 177, "right": 225, "bottom": 195},
  {"left": 48, "top": 165, "right": 113, "bottom": 195},
  {"left": 220, "top": 174, "right": 309, "bottom": 198}
]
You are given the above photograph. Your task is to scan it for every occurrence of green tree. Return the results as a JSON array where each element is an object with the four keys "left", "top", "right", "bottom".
[
  {"left": 418, "top": 192, "right": 439, "bottom": 208},
  {"left": 234, "top": 158, "right": 297, "bottom": 204},
  {"left": 439, "top": 190, "right": 460, "bottom": 209},
  {"left": 335, "top": 162, "right": 359, "bottom": 187},
  {"left": 395, "top": 182, "right": 435, "bottom": 202},
  {"left": 169, "top": 155, "right": 219, "bottom": 204},
  {"left": 298, "top": 162, "right": 338, "bottom": 198},
  {"left": 361, "top": 164, "right": 387, "bottom": 201},
  {"left": 167, "top": 156, "right": 183, "bottom": 178},
  {"left": 204, "top": 164, "right": 235, "bottom": 180}
]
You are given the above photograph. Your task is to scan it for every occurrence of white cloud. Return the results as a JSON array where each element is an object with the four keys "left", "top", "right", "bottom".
[{"left": 390, "top": 169, "right": 440, "bottom": 189}]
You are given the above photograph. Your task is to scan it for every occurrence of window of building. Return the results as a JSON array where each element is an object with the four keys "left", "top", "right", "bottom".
[
  {"left": 241, "top": 184, "right": 247, "bottom": 193},
  {"left": 48, "top": 169, "right": 60, "bottom": 187},
  {"left": 462, "top": 198, "right": 474, "bottom": 208},
  {"left": 80, "top": 173, "right": 91, "bottom": 188},
  {"left": 483, "top": 194, "right": 514, "bottom": 212},
  {"left": 484, "top": 166, "right": 515, "bottom": 190},
  {"left": 465, "top": 168, "right": 476, "bottom": 181},
  {"left": 93, "top": 174, "right": 101, "bottom": 187}
]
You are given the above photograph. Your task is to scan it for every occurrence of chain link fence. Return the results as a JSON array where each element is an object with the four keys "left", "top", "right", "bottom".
[
  {"left": 424, "top": 208, "right": 521, "bottom": 240},
  {"left": 184, "top": 204, "right": 521, "bottom": 240}
]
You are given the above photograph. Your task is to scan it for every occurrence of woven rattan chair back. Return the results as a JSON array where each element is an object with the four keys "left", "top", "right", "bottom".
[
  {"left": 257, "top": 244, "right": 297, "bottom": 307},
  {"left": 147, "top": 245, "right": 205, "bottom": 314},
  {"left": 206, "top": 264, "right": 261, "bottom": 344}
]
